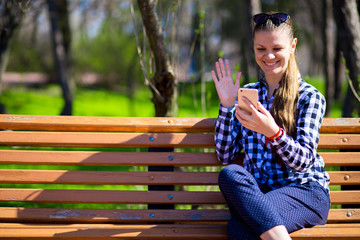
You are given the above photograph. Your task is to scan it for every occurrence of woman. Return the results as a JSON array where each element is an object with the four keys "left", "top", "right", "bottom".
[{"left": 211, "top": 13, "right": 330, "bottom": 240}]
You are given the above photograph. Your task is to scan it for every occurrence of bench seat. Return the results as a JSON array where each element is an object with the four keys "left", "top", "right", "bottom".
[{"left": 0, "top": 115, "right": 359, "bottom": 239}]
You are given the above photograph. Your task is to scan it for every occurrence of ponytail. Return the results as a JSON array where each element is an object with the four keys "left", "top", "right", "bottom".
[{"left": 270, "top": 53, "right": 299, "bottom": 138}]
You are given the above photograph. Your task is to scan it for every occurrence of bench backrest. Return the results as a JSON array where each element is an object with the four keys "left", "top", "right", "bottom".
[{"left": 0, "top": 115, "right": 359, "bottom": 224}]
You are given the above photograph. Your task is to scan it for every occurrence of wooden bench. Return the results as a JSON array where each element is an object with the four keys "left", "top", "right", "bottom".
[{"left": 0, "top": 114, "right": 359, "bottom": 239}]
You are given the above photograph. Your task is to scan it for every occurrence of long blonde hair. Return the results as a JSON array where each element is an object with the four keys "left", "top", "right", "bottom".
[{"left": 254, "top": 14, "right": 299, "bottom": 138}]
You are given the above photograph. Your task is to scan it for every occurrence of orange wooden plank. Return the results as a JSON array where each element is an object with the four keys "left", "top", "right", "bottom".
[
  {"left": 1, "top": 132, "right": 359, "bottom": 149},
  {"left": 320, "top": 152, "right": 360, "bottom": 167},
  {"left": 0, "top": 207, "right": 230, "bottom": 223},
  {"left": 330, "top": 191, "right": 360, "bottom": 205},
  {"left": 0, "top": 223, "right": 359, "bottom": 239},
  {"left": 0, "top": 150, "right": 221, "bottom": 166},
  {"left": 2, "top": 132, "right": 359, "bottom": 149},
  {"left": 0, "top": 131, "right": 215, "bottom": 148},
  {"left": 1, "top": 150, "right": 359, "bottom": 167},
  {"left": 1, "top": 189, "right": 358, "bottom": 205},
  {"left": 328, "top": 172, "right": 360, "bottom": 185},
  {"left": 1, "top": 169, "right": 360, "bottom": 186},
  {"left": 0, "top": 189, "right": 226, "bottom": 204},
  {"left": 0, "top": 223, "right": 228, "bottom": 239},
  {"left": 0, "top": 207, "right": 358, "bottom": 224},
  {"left": 327, "top": 209, "right": 360, "bottom": 223},
  {"left": 318, "top": 134, "right": 360, "bottom": 149},
  {"left": 0, "top": 170, "right": 219, "bottom": 185},
  {"left": 321, "top": 118, "right": 360, "bottom": 133},
  {"left": 1, "top": 115, "right": 359, "bottom": 134},
  {"left": 291, "top": 224, "right": 360, "bottom": 239},
  {"left": 0, "top": 115, "right": 217, "bottom": 133}
]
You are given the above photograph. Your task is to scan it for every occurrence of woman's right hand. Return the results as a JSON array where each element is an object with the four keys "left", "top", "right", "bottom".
[{"left": 211, "top": 58, "right": 241, "bottom": 108}]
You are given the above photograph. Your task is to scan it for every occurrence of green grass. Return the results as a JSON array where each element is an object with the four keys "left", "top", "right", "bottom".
[
  {"left": 1, "top": 84, "right": 155, "bottom": 117},
  {"left": 0, "top": 76, "right": 348, "bottom": 118}
]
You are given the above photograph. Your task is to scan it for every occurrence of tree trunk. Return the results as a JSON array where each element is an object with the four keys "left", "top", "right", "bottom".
[
  {"left": 137, "top": 0, "right": 175, "bottom": 117},
  {"left": 243, "top": 0, "right": 262, "bottom": 82},
  {"left": 333, "top": 0, "right": 360, "bottom": 209},
  {"left": 0, "top": 0, "right": 28, "bottom": 114},
  {"left": 322, "top": 0, "right": 336, "bottom": 116},
  {"left": 47, "top": 0, "right": 73, "bottom": 116},
  {"left": 333, "top": 0, "right": 360, "bottom": 117}
]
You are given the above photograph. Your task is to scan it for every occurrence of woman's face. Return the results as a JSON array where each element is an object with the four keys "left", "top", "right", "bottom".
[{"left": 253, "top": 29, "right": 297, "bottom": 82}]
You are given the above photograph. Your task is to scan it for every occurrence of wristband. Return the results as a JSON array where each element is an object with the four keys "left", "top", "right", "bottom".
[{"left": 265, "top": 126, "right": 283, "bottom": 146}]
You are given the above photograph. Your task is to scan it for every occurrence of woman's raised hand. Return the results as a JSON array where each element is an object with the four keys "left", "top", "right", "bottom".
[{"left": 211, "top": 58, "right": 241, "bottom": 108}]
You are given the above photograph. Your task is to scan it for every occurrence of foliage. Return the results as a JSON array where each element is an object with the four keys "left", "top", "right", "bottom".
[
  {"left": 73, "top": 18, "right": 141, "bottom": 82},
  {"left": 7, "top": 37, "right": 52, "bottom": 73}
]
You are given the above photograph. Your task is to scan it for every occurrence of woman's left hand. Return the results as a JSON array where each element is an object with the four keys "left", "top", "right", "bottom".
[{"left": 236, "top": 97, "right": 279, "bottom": 138}]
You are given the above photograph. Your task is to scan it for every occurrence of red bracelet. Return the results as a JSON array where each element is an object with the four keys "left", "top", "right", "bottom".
[{"left": 265, "top": 126, "right": 283, "bottom": 146}]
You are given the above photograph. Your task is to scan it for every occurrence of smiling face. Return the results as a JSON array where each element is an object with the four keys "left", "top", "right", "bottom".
[{"left": 254, "top": 29, "right": 297, "bottom": 83}]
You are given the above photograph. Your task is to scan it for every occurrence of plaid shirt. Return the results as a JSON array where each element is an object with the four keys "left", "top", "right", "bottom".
[{"left": 215, "top": 77, "right": 330, "bottom": 190}]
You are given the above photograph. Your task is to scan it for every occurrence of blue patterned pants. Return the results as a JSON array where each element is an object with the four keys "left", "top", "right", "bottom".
[{"left": 218, "top": 164, "right": 330, "bottom": 240}]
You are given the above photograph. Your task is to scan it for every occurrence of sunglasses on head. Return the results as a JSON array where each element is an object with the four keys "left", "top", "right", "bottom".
[{"left": 253, "top": 13, "right": 289, "bottom": 25}]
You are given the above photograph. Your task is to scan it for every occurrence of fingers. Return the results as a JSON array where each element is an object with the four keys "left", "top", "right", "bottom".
[
  {"left": 211, "top": 70, "right": 218, "bottom": 85},
  {"left": 235, "top": 72, "right": 242, "bottom": 88},
  {"left": 215, "top": 61, "right": 222, "bottom": 80},
  {"left": 225, "top": 59, "right": 231, "bottom": 77},
  {"left": 235, "top": 104, "right": 254, "bottom": 129},
  {"left": 257, "top": 102, "right": 271, "bottom": 117},
  {"left": 219, "top": 58, "right": 227, "bottom": 77},
  {"left": 214, "top": 58, "right": 232, "bottom": 80}
]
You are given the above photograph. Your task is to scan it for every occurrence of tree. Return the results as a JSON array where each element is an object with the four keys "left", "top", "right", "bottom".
[
  {"left": 47, "top": 0, "right": 73, "bottom": 115},
  {"left": 137, "top": 0, "right": 175, "bottom": 117},
  {"left": 333, "top": 0, "right": 360, "bottom": 117},
  {"left": 215, "top": 0, "right": 261, "bottom": 83},
  {"left": 0, "top": 0, "right": 29, "bottom": 114},
  {"left": 321, "top": 0, "right": 336, "bottom": 116}
]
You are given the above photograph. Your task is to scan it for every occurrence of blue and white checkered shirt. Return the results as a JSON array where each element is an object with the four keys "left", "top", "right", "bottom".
[{"left": 215, "top": 77, "right": 330, "bottom": 190}]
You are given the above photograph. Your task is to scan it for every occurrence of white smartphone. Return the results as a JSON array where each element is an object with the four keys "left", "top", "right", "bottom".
[{"left": 237, "top": 88, "right": 259, "bottom": 115}]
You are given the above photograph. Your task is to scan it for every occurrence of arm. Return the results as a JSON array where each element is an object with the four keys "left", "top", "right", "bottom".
[
  {"left": 215, "top": 105, "right": 242, "bottom": 165},
  {"left": 211, "top": 58, "right": 242, "bottom": 164}
]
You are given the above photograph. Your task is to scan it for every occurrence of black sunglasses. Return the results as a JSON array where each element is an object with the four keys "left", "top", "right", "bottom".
[{"left": 253, "top": 13, "right": 289, "bottom": 25}]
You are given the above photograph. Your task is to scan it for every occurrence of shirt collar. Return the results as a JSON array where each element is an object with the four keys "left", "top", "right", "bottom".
[{"left": 260, "top": 73, "right": 303, "bottom": 96}]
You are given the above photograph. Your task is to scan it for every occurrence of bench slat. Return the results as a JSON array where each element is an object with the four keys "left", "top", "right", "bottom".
[
  {"left": 291, "top": 223, "right": 360, "bottom": 239},
  {"left": 327, "top": 209, "right": 360, "bottom": 223},
  {"left": 0, "top": 150, "right": 221, "bottom": 166},
  {"left": 0, "top": 132, "right": 215, "bottom": 148},
  {"left": 0, "top": 115, "right": 217, "bottom": 133},
  {"left": 0, "top": 223, "right": 228, "bottom": 239},
  {"left": 0, "top": 189, "right": 226, "bottom": 204},
  {"left": 0, "top": 223, "right": 359, "bottom": 239},
  {"left": 0, "top": 207, "right": 230, "bottom": 223},
  {"left": 0, "top": 189, "right": 359, "bottom": 205},
  {"left": 0, "top": 207, "right": 358, "bottom": 224},
  {"left": 328, "top": 171, "right": 360, "bottom": 185},
  {"left": 321, "top": 152, "right": 360, "bottom": 167},
  {"left": 318, "top": 134, "right": 360, "bottom": 149},
  {"left": 1, "top": 150, "right": 359, "bottom": 167},
  {"left": 321, "top": 118, "right": 360, "bottom": 133},
  {"left": 1, "top": 132, "right": 360, "bottom": 149},
  {"left": 1, "top": 115, "right": 359, "bottom": 134},
  {"left": 0, "top": 169, "right": 358, "bottom": 186},
  {"left": 330, "top": 191, "right": 360, "bottom": 205},
  {"left": 0, "top": 170, "right": 220, "bottom": 185}
]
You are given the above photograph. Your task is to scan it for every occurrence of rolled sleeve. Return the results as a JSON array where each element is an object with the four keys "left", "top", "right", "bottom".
[{"left": 214, "top": 104, "right": 242, "bottom": 165}]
